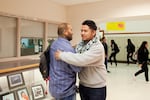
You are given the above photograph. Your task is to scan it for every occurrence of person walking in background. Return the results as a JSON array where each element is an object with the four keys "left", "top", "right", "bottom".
[
  {"left": 109, "top": 40, "right": 120, "bottom": 66},
  {"left": 126, "top": 39, "right": 136, "bottom": 65},
  {"left": 49, "top": 23, "right": 81, "bottom": 100},
  {"left": 101, "top": 36, "right": 110, "bottom": 73},
  {"left": 134, "top": 41, "right": 149, "bottom": 82},
  {"left": 55, "top": 20, "right": 107, "bottom": 100}
]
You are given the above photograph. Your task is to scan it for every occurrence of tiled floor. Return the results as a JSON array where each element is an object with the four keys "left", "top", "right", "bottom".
[
  {"left": 2, "top": 62, "right": 148, "bottom": 100},
  {"left": 76, "top": 63, "right": 150, "bottom": 100},
  {"left": 24, "top": 63, "right": 150, "bottom": 100}
]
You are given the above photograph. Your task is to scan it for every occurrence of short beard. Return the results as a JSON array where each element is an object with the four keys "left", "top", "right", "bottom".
[{"left": 67, "top": 37, "right": 72, "bottom": 41}]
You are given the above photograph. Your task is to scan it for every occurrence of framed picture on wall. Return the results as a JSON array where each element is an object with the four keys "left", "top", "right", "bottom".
[
  {"left": 16, "top": 88, "right": 30, "bottom": 100},
  {"left": 0, "top": 92, "right": 16, "bottom": 100},
  {"left": 7, "top": 73, "right": 25, "bottom": 89},
  {"left": 31, "top": 84, "right": 45, "bottom": 100}
]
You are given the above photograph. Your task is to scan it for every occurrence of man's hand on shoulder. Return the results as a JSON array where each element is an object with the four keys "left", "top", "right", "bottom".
[{"left": 55, "top": 50, "right": 62, "bottom": 60}]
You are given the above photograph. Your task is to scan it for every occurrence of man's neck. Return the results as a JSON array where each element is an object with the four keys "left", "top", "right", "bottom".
[{"left": 59, "top": 36, "right": 70, "bottom": 41}]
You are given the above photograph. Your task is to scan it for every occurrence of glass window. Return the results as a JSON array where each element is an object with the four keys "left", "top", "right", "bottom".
[
  {"left": 21, "top": 38, "right": 43, "bottom": 56},
  {"left": 21, "top": 19, "right": 44, "bottom": 37},
  {"left": 20, "top": 19, "right": 44, "bottom": 56},
  {"left": 0, "top": 16, "right": 17, "bottom": 58}
]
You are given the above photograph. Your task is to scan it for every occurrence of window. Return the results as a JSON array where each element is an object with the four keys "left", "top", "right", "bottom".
[
  {"left": 20, "top": 19, "right": 44, "bottom": 56},
  {"left": 0, "top": 16, "right": 17, "bottom": 58}
]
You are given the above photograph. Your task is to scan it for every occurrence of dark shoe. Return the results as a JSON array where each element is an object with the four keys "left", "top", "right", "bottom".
[{"left": 107, "top": 70, "right": 111, "bottom": 73}]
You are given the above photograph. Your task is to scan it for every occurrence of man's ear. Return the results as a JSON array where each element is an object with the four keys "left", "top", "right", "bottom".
[{"left": 92, "top": 30, "right": 96, "bottom": 36}]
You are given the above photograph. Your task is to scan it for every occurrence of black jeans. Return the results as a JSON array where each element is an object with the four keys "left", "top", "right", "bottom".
[
  {"left": 79, "top": 84, "right": 106, "bottom": 100},
  {"left": 109, "top": 52, "right": 117, "bottom": 66},
  {"left": 135, "top": 62, "right": 149, "bottom": 82},
  {"left": 127, "top": 52, "right": 136, "bottom": 64},
  {"left": 105, "top": 57, "right": 108, "bottom": 70}
]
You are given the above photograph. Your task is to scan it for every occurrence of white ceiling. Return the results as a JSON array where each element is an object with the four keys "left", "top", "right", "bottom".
[{"left": 50, "top": 0, "right": 104, "bottom": 6}]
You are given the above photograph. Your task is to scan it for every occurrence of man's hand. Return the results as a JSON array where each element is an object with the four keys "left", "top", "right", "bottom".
[{"left": 55, "top": 50, "right": 62, "bottom": 60}]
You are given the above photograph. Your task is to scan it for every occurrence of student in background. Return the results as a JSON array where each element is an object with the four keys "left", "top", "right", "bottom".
[
  {"left": 101, "top": 36, "right": 110, "bottom": 73},
  {"left": 126, "top": 39, "right": 136, "bottom": 65},
  {"left": 134, "top": 41, "right": 149, "bottom": 82},
  {"left": 109, "top": 40, "right": 120, "bottom": 66}
]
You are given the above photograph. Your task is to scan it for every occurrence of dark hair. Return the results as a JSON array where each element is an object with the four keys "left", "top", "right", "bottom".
[
  {"left": 127, "top": 39, "right": 131, "bottom": 42},
  {"left": 101, "top": 36, "right": 106, "bottom": 40},
  {"left": 111, "top": 40, "right": 115, "bottom": 44},
  {"left": 139, "top": 41, "right": 147, "bottom": 49},
  {"left": 82, "top": 20, "right": 97, "bottom": 30}
]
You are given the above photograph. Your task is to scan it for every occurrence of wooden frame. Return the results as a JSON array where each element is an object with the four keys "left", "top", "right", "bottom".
[
  {"left": 7, "top": 73, "right": 25, "bottom": 89},
  {"left": 31, "top": 84, "right": 45, "bottom": 100},
  {"left": 1, "top": 92, "right": 16, "bottom": 100},
  {"left": 16, "top": 87, "right": 30, "bottom": 100}
]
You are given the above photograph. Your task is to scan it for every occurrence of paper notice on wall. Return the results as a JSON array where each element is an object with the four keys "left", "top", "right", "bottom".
[{"left": 106, "top": 22, "right": 125, "bottom": 31}]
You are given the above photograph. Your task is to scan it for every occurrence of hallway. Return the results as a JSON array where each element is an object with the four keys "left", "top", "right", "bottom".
[{"left": 76, "top": 63, "right": 150, "bottom": 100}]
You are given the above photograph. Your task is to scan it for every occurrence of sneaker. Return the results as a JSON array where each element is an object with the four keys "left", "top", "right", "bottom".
[
  {"left": 107, "top": 70, "right": 111, "bottom": 73},
  {"left": 133, "top": 75, "right": 136, "bottom": 81}
]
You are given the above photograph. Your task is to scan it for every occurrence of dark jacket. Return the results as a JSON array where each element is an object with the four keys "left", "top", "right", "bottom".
[
  {"left": 102, "top": 42, "right": 108, "bottom": 55},
  {"left": 127, "top": 44, "right": 135, "bottom": 53},
  {"left": 137, "top": 48, "right": 149, "bottom": 64},
  {"left": 111, "top": 43, "right": 119, "bottom": 53}
]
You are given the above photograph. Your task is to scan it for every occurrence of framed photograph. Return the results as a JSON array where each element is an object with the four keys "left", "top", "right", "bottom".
[
  {"left": 0, "top": 92, "right": 15, "bottom": 100},
  {"left": 16, "top": 88, "right": 30, "bottom": 100},
  {"left": 7, "top": 73, "right": 25, "bottom": 89},
  {"left": 31, "top": 84, "right": 45, "bottom": 100}
]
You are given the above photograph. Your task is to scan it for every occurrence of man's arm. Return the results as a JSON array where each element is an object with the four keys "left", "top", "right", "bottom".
[{"left": 55, "top": 44, "right": 104, "bottom": 67}]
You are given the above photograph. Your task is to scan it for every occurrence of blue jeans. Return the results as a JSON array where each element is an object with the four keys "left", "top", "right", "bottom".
[
  {"left": 79, "top": 84, "right": 106, "bottom": 100},
  {"left": 55, "top": 93, "right": 76, "bottom": 100}
]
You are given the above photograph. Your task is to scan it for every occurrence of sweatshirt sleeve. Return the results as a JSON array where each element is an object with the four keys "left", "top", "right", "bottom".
[{"left": 59, "top": 43, "right": 105, "bottom": 67}]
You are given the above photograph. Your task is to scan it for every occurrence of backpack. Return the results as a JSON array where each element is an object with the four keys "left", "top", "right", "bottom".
[
  {"left": 131, "top": 44, "right": 135, "bottom": 52},
  {"left": 115, "top": 44, "right": 120, "bottom": 53},
  {"left": 39, "top": 44, "right": 51, "bottom": 80}
]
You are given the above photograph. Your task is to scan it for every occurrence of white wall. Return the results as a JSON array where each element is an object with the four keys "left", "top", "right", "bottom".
[
  {"left": 0, "top": 0, "right": 67, "bottom": 23},
  {"left": 66, "top": 0, "right": 150, "bottom": 44},
  {"left": 1, "top": 0, "right": 150, "bottom": 44},
  {"left": 100, "top": 19, "right": 150, "bottom": 33}
]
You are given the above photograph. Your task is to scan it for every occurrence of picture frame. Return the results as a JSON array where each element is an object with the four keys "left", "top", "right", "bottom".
[
  {"left": 31, "top": 84, "right": 45, "bottom": 100},
  {"left": 0, "top": 92, "right": 16, "bottom": 100},
  {"left": 16, "top": 87, "right": 30, "bottom": 100},
  {"left": 7, "top": 73, "right": 25, "bottom": 89}
]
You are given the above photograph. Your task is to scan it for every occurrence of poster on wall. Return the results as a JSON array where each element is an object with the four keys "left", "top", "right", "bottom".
[{"left": 106, "top": 22, "right": 125, "bottom": 31}]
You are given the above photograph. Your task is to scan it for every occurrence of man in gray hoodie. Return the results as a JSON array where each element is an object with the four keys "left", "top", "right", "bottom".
[{"left": 55, "top": 20, "right": 107, "bottom": 100}]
